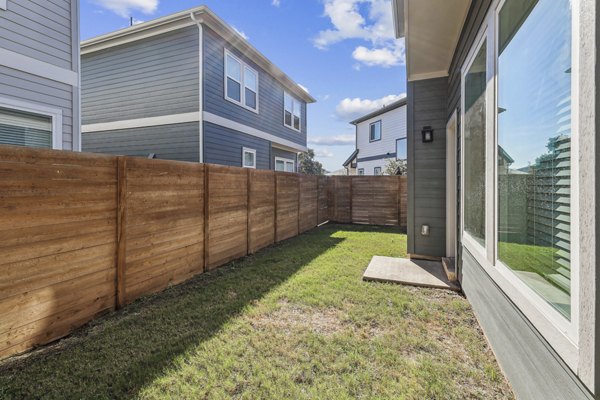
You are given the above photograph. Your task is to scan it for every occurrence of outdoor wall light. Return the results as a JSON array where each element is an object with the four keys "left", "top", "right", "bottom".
[
  {"left": 421, "top": 224, "right": 430, "bottom": 236},
  {"left": 422, "top": 126, "right": 434, "bottom": 143}
]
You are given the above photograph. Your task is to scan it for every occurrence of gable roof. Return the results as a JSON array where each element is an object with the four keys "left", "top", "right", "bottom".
[
  {"left": 81, "top": 6, "right": 315, "bottom": 104},
  {"left": 343, "top": 149, "right": 359, "bottom": 167},
  {"left": 349, "top": 97, "right": 407, "bottom": 125}
]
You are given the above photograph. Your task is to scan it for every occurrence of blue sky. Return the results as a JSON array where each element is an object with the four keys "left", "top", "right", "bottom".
[{"left": 81, "top": 0, "right": 407, "bottom": 171}]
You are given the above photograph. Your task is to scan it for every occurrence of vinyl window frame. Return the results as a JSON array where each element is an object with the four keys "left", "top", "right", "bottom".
[
  {"left": 274, "top": 156, "right": 295, "bottom": 173},
  {"left": 374, "top": 167, "right": 382, "bottom": 176},
  {"left": 396, "top": 137, "right": 407, "bottom": 160},
  {"left": 242, "top": 147, "right": 256, "bottom": 169},
  {"left": 458, "top": 0, "right": 581, "bottom": 368},
  {"left": 358, "top": 168, "right": 365, "bottom": 176},
  {"left": 283, "top": 92, "right": 302, "bottom": 132},
  {"left": 0, "top": 96, "right": 63, "bottom": 150},
  {"left": 224, "top": 49, "right": 259, "bottom": 114},
  {"left": 369, "top": 120, "right": 382, "bottom": 142}
]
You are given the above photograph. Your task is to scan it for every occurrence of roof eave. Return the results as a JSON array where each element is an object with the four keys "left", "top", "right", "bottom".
[{"left": 349, "top": 98, "right": 407, "bottom": 125}]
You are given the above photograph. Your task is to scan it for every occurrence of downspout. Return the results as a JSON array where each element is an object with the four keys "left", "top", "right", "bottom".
[{"left": 190, "top": 12, "right": 204, "bottom": 163}]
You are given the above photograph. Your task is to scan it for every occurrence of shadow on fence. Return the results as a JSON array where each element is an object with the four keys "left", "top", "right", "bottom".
[{"left": 0, "top": 145, "right": 406, "bottom": 360}]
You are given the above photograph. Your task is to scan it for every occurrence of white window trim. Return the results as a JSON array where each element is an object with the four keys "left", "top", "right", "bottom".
[
  {"left": 459, "top": 0, "right": 580, "bottom": 368},
  {"left": 283, "top": 92, "right": 302, "bottom": 132},
  {"left": 0, "top": 1, "right": 7, "bottom": 11},
  {"left": 0, "top": 96, "right": 63, "bottom": 150},
  {"left": 274, "top": 156, "right": 295, "bottom": 172},
  {"left": 242, "top": 147, "right": 256, "bottom": 169},
  {"left": 224, "top": 49, "right": 259, "bottom": 114}
]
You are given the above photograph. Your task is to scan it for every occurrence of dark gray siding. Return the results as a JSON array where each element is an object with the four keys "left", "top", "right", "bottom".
[
  {"left": 461, "top": 250, "right": 593, "bottom": 400},
  {"left": 0, "top": 65, "right": 75, "bottom": 149},
  {"left": 81, "top": 27, "right": 199, "bottom": 125},
  {"left": 203, "top": 26, "right": 306, "bottom": 147},
  {"left": 0, "top": 0, "right": 74, "bottom": 69},
  {"left": 407, "top": 77, "right": 448, "bottom": 257},
  {"left": 203, "top": 121, "right": 270, "bottom": 169},
  {"left": 271, "top": 146, "right": 298, "bottom": 171},
  {"left": 82, "top": 122, "right": 199, "bottom": 162}
]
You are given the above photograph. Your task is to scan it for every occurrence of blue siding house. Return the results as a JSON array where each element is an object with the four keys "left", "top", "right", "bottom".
[{"left": 80, "top": 6, "right": 314, "bottom": 171}]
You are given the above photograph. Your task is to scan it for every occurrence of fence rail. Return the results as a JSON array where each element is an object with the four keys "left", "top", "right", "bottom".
[{"left": 0, "top": 146, "right": 406, "bottom": 359}]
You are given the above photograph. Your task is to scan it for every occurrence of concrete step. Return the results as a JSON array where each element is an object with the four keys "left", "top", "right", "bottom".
[{"left": 442, "top": 257, "right": 457, "bottom": 282}]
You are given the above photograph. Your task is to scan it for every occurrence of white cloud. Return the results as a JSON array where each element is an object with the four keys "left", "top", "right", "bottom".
[
  {"left": 131, "top": 17, "right": 145, "bottom": 25},
  {"left": 308, "top": 134, "right": 355, "bottom": 146},
  {"left": 232, "top": 26, "right": 249, "bottom": 40},
  {"left": 314, "top": 0, "right": 404, "bottom": 68},
  {"left": 314, "top": 149, "right": 335, "bottom": 158},
  {"left": 298, "top": 84, "right": 310, "bottom": 94},
  {"left": 335, "top": 93, "right": 406, "bottom": 119},
  {"left": 272, "top": 0, "right": 281, "bottom": 6},
  {"left": 321, "top": 94, "right": 331, "bottom": 101},
  {"left": 91, "top": 0, "right": 158, "bottom": 18}
]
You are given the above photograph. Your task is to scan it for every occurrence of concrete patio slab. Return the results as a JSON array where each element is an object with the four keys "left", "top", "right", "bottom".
[{"left": 363, "top": 256, "right": 461, "bottom": 291}]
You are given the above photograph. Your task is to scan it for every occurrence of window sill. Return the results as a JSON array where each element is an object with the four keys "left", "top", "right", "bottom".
[{"left": 224, "top": 96, "right": 259, "bottom": 115}]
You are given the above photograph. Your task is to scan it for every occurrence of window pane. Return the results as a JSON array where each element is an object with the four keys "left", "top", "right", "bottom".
[
  {"left": 244, "top": 151, "right": 255, "bottom": 167},
  {"left": 227, "top": 78, "right": 241, "bottom": 102},
  {"left": 374, "top": 167, "right": 382, "bottom": 176},
  {"left": 497, "top": 0, "right": 572, "bottom": 319},
  {"left": 396, "top": 138, "right": 407, "bottom": 160},
  {"left": 285, "top": 161, "right": 294, "bottom": 173},
  {"left": 284, "top": 93, "right": 293, "bottom": 113},
  {"left": 245, "top": 88, "right": 257, "bottom": 109},
  {"left": 0, "top": 107, "right": 52, "bottom": 148},
  {"left": 244, "top": 67, "right": 257, "bottom": 91},
  {"left": 370, "top": 121, "right": 381, "bottom": 141},
  {"left": 226, "top": 54, "right": 241, "bottom": 81},
  {"left": 284, "top": 111, "right": 292, "bottom": 127},
  {"left": 275, "top": 160, "right": 285, "bottom": 171},
  {"left": 293, "top": 116, "right": 300, "bottom": 131},
  {"left": 464, "top": 41, "right": 487, "bottom": 246}
]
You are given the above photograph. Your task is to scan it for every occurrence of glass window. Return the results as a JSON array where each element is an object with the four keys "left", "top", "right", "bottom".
[
  {"left": 242, "top": 147, "right": 256, "bottom": 168},
  {"left": 370, "top": 121, "right": 382, "bottom": 141},
  {"left": 0, "top": 107, "right": 53, "bottom": 148},
  {"left": 244, "top": 67, "right": 257, "bottom": 110},
  {"left": 226, "top": 54, "right": 242, "bottom": 103},
  {"left": 463, "top": 41, "right": 487, "bottom": 247},
  {"left": 285, "top": 161, "right": 295, "bottom": 173},
  {"left": 358, "top": 169, "right": 364, "bottom": 176},
  {"left": 374, "top": 167, "right": 382, "bottom": 176},
  {"left": 284, "top": 92, "right": 301, "bottom": 131},
  {"left": 275, "top": 157, "right": 294, "bottom": 172},
  {"left": 396, "top": 138, "right": 407, "bottom": 160},
  {"left": 225, "top": 51, "right": 258, "bottom": 111},
  {"left": 496, "top": 0, "right": 572, "bottom": 319}
]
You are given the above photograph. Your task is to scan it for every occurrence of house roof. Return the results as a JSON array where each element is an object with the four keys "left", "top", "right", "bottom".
[
  {"left": 349, "top": 97, "right": 407, "bottom": 125},
  {"left": 81, "top": 6, "right": 316, "bottom": 104},
  {"left": 342, "top": 149, "right": 359, "bottom": 167}
]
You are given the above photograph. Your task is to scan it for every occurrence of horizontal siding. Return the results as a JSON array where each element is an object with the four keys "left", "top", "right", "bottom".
[
  {"left": 0, "top": 0, "right": 73, "bottom": 69},
  {"left": 461, "top": 249, "right": 593, "bottom": 400},
  {"left": 203, "top": 26, "right": 306, "bottom": 148},
  {"left": 81, "top": 27, "right": 199, "bottom": 125},
  {"left": 204, "top": 121, "right": 270, "bottom": 169},
  {"left": 0, "top": 65, "right": 74, "bottom": 149},
  {"left": 356, "top": 105, "right": 406, "bottom": 158},
  {"left": 356, "top": 159, "right": 390, "bottom": 175},
  {"left": 272, "top": 147, "right": 297, "bottom": 171},
  {"left": 82, "top": 122, "right": 199, "bottom": 162}
]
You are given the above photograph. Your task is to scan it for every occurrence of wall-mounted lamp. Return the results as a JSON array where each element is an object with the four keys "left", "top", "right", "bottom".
[
  {"left": 422, "top": 126, "right": 434, "bottom": 143},
  {"left": 421, "top": 224, "right": 430, "bottom": 236}
]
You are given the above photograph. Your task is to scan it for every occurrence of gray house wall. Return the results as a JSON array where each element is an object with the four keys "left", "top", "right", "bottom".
[
  {"left": 81, "top": 27, "right": 200, "bottom": 125},
  {"left": 407, "top": 77, "right": 447, "bottom": 258},
  {"left": 203, "top": 121, "right": 270, "bottom": 169},
  {"left": 203, "top": 26, "right": 307, "bottom": 148},
  {"left": 82, "top": 122, "right": 199, "bottom": 162},
  {"left": 0, "top": 0, "right": 79, "bottom": 150},
  {"left": 271, "top": 146, "right": 298, "bottom": 171}
]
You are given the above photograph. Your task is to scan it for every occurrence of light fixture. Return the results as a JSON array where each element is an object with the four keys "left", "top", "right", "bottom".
[{"left": 422, "top": 126, "right": 434, "bottom": 143}]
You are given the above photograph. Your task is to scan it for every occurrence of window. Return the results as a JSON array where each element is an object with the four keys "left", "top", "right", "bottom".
[
  {"left": 225, "top": 50, "right": 258, "bottom": 112},
  {"left": 358, "top": 169, "right": 364, "bottom": 176},
  {"left": 0, "top": 99, "right": 62, "bottom": 149},
  {"left": 284, "top": 92, "right": 301, "bottom": 131},
  {"left": 369, "top": 120, "right": 382, "bottom": 142},
  {"left": 496, "top": 0, "right": 572, "bottom": 319},
  {"left": 242, "top": 147, "right": 256, "bottom": 169},
  {"left": 463, "top": 40, "right": 487, "bottom": 247},
  {"left": 374, "top": 167, "right": 382, "bottom": 176},
  {"left": 396, "top": 138, "right": 407, "bottom": 160},
  {"left": 275, "top": 157, "right": 295, "bottom": 172}
]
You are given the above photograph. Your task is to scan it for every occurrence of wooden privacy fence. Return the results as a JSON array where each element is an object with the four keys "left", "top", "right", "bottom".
[{"left": 0, "top": 146, "right": 406, "bottom": 359}]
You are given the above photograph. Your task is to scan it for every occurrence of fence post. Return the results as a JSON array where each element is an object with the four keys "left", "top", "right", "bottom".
[
  {"left": 274, "top": 172, "right": 278, "bottom": 242},
  {"left": 349, "top": 177, "right": 353, "bottom": 224},
  {"left": 246, "top": 168, "right": 251, "bottom": 254},
  {"left": 116, "top": 157, "right": 127, "bottom": 309},
  {"left": 397, "top": 176, "right": 402, "bottom": 227},
  {"left": 203, "top": 163, "right": 209, "bottom": 272}
]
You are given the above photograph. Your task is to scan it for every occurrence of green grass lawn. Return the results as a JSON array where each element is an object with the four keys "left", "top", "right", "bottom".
[{"left": 0, "top": 224, "right": 513, "bottom": 399}]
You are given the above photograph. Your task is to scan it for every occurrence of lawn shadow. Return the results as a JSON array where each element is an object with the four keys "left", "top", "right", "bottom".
[{"left": 0, "top": 225, "right": 347, "bottom": 399}]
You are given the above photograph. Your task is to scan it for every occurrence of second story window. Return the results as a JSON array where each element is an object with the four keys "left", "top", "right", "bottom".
[
  {"left": 284, "top": 92, "right": 301, "bottom": 132},
  {"left": 370, "top": 120, "right": 382, "bottom": 142},
  {"left": 225, "top": 50, "right": 258, "bottom": 113}
]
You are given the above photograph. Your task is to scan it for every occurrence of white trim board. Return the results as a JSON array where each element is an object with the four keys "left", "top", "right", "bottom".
[
  {"left": 0, "top": 48, "right": 78, "bottom": 87},
  {"left": 203, "top": 111, "right": 307, "bottom": 152},
  {"left": 82, "top": 112, "right": 200, "bottom": 133},
  {"left": 0, "top": 0, "right": 7, "bottom": 11}
]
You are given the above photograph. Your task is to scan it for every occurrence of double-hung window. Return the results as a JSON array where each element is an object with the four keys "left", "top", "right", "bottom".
[
  {"left": 460, "top": 0, "right": 577, "bottom": 361},
  {"left": 242, "top": 147, "right": 256, "bottom": 169},
  {"left": 275, "top": 157, "right": 295, "bottom": 172},
  {"left": 0, "top": 98, "right": 62, "bottom": 149},
  {"left": 284, "top": 92, "right": 301, "bottom": 131},
  {"left": 370, "top": 120, "right": 382, "bottom": 142},
  {"left": 225, "top": 50, "right": 258, "bottom": 112}
]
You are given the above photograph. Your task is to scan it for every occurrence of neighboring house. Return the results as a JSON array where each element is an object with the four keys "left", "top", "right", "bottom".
[
  {"left": 342, "top": 149, "right": 358, "bottom": 175},
  {"left": 394, "top": 0, "right": 599, "bottom": 399},
  {"left": 0, "top": 0, "right": 80, "bottom": 151},
  {"left": 80, "top": 6, "right": 315, "bottom": 171},
  {"left": 348, "top": 98, "right": 407, "bottom": 175}
]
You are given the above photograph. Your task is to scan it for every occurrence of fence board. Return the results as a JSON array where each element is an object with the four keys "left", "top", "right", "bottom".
[
  {"left": 248, "top": 169, "right": 275, "bottom": 254},
  {"left": 299, "top": 175, "right": 318, "bottom": 233},
  {"left": 317, "top": 176, "right": 329, "bottom": 225},
  {"left": 328, "top": 177, "right": 352, "bottom": 223},
  {"left": 276, "top": 172, "right": 299, "bottom": 242}
]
